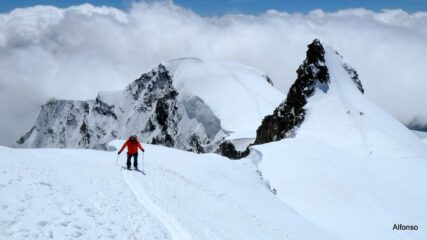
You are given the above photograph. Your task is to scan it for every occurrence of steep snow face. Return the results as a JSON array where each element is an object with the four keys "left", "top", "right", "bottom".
[
  {"left": 295, "top": 46, "right": 427, "bottom": 156},
  {"left": 251, "top": 42, "right": 427, "bottom": 240},
  {"left": 16, "top": 59, "right": 283, "bottom": 152},
  {"left": 0, "top": 144, "right": 337, "bottom": 240},
  {"left": 165, "top": 58, "right": 284, "bottom": 139}
]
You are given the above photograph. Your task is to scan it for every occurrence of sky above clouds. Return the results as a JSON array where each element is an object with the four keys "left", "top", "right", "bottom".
[
  {"left": 2, "top": 0, "right": 427, "bottom": 14},
  {"left": 0, "top": 1, "right": 427, "bottom": 145}
]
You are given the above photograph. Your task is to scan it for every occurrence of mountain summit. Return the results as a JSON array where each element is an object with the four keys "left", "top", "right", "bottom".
[
  {"left": 250, "top": 39, "right": 427, "bottom": 240},
  {"left": 255, "top": 39, "right": 364, "bottom": 144}
]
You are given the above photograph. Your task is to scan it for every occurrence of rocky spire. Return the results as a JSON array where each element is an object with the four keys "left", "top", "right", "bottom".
[{"left": 254, "top": 39, "right": 330, "bottom": 145}]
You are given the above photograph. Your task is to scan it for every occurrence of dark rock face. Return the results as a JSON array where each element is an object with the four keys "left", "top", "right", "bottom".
[
  {"left": 334, "top": 50, "right": 364, "bottom": 94},
  {"left": 189, "top": 134, "right": 205, "bottom": 154},
  {"left": 217, "top": 141, "right": 250, "bottom": 160},
  {"left": 79, "top": 120, "right": 91, "bottom": 147},
  {"left": 147, "top": 89, "right": 180, "bottom": 148},
  {"left": 16, "top": 126, "right": 35, "bottom": 144},
  {"left": 254, "top": 39, "right": 330, "bottom": 145},
  {"left": 264, "top": 75, "right": 274, "bottom": 86},
  {"left": 343, "top": 63, "right": 364, "bottom": 94},
  {"left": 93, "top": 97, "right": 117, "bottom": 120},
  {"left": 128, "top": 64, "right": 173, "bottom": 108},
  {"left": 407, "top": 119, "right": 427, "bottom": 132}
]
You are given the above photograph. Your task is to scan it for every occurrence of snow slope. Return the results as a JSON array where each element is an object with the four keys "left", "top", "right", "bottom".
[
  {"left": 0, "top": 142, "right": 336, "bottom": 240},
  {"left": 251, "top": 46, "right": 427, "bottom": 240},
  {"left": 166, "top": 58, "right": 283, "bottom": 139}
]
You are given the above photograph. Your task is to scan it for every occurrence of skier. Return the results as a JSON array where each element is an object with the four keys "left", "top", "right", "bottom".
[{"left": 118, "top": 135, "right": 145, "bottom": 170}]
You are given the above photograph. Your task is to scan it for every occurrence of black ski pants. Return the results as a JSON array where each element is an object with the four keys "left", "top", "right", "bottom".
[{"left": 127, "top": 153, "right": 138, "bottom": 168}]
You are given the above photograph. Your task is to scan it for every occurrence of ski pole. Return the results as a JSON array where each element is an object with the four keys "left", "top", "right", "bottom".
[
  {"left": 142, "top": 152, "right": 145, "bottom": 172},
  {"left": 115, "top": 154, "right": 119, "bottom": 166}
]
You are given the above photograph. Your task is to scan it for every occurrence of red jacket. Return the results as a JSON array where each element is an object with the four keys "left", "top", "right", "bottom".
[{"left": 119, "top": 140, "right": 144, "bottom": 155}]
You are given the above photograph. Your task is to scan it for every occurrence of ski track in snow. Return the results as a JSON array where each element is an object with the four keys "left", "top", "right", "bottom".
[
  {"left": 0, "top": 142, "right": 342, "bottom": 240},
  {"left": 121, "top": 169, "right": 193, "bottom": 240}
]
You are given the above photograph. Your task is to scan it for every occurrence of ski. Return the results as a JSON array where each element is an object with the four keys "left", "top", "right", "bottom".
[
  {"left": 134, "top": 169, "right": 146, "bottom": 175},
  {"left": 121, "top": 166, "right": 146, "bottom": 175}
]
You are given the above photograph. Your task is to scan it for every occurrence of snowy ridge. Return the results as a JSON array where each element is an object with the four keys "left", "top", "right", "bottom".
[
  {"left": 0, "top": 143, "right": 338, "bottom": 240},
  {"left": 16, "top": 59, "right": 283, "bottom": 153},
  {"left": 251, "top": 41, "right": 427, "bottom": 240}
]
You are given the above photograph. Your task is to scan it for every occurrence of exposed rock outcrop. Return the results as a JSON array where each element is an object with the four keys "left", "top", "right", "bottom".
[{"left": 255, "top": 39, "right": 330, "bottom": 145}]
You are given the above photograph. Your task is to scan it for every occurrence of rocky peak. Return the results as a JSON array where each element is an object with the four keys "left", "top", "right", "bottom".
[
  {"left": 127, "top": 64, "right": 172, "bottom": 102},
  {"left": 16, "top": 62, "right": 227, "bottom": 152},
  {"left": 254, "top": 39, "right": 330, "bottom": 145}
]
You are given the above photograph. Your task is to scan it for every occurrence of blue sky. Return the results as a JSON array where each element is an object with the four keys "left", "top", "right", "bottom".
[{"left": 1, "top": 0, "right": 426, "bottom": 14}]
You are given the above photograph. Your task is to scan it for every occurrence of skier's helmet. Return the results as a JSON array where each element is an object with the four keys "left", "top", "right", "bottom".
[{"left": 129, "top": 134, "right": 137, "bottom": 141}]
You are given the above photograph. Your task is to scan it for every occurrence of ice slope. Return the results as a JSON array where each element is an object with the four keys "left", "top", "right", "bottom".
[
  {"left": 0, "top": 143, "right": 337, "bottom": 240},
  {"left": 165, "top": 58, "right": 284, "bottom": 139},
  {"left": 252, "top": 46, "right": 427, "bottom": 240}
]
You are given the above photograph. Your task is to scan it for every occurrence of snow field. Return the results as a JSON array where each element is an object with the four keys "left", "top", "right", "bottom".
[
  {"left": 0, "top": 146, "right": 169, "bottom": 239},
  {"left": 0, "top": 142, "right": 337, "bottom": 240}
]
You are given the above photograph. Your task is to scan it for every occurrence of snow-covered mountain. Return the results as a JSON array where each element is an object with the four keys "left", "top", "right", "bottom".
[
  {"left": 255, "top": 39, "right": 363, "bottom": 144},
  {"left": 0, "top": 142, "right": 338, "bottom": 240},
  {"left": 249, "top": 40, "right": 427, "bottom": 240},
  {"left": 16, "top": 58, "right": 283, "bottom": 153},
  {"left": 6, "top": 39, "right": 427, "bottom": 240}
]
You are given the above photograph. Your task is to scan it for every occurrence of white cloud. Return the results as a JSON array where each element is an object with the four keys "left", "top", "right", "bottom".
[{"left": 1, "top": 1, "right": 427, "bottom": 145}]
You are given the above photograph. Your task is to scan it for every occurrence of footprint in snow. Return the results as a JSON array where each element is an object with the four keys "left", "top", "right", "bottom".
[
  {"left": 37, "top": 221, "right": 48, "bottom": 227},
  {"left": 60, "top": 205, "right": 75, "bottom": 216},
  {"left": 73, "top": 224, "right": 83, "bottom": 230},
  {"left": 59, "top": 221, "right": 70, "bottom": 227},
  {"left": 38, "top": 182, "right": 53, "bottom": 189},
  {"left": 44, "top": 230, "right": 54, "bottom": 238},
  {"left": 71, "top": 231, "right": 83, "bottom": 238}
]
